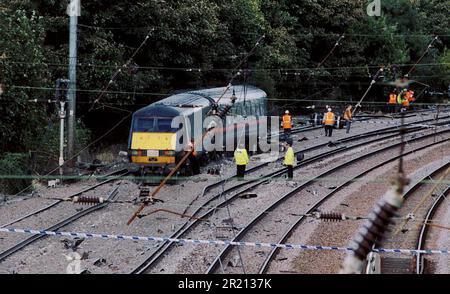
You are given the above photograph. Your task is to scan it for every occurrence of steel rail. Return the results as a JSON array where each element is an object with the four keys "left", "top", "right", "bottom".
[
  {"left": 197, "top": 113, "right": 450, "bottom": 200},
  {"left": 131, "top": 120, "right": 449, "bottom": 274},
  {"left": 0, "top": 184, "right": 122, "bottom": 262},
  {"left": 0, "top": 169, "right": 129, "bottom": 229},
  {"left": 207, "top": 130, "right": 450, "bottom": 273},
  {"left": 415, "top": 185, "right": 450, "bottom": 274},
  {"left": 259, "top": 161, "right": 450, "bottom": 274}
]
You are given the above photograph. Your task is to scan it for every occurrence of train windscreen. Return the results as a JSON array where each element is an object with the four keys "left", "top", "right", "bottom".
[
  {"left": 133, "top": 117, "right": 179, "bottom": 132},
  {"left": 158, "top": 118, "right": 180, "bottom": 132}
]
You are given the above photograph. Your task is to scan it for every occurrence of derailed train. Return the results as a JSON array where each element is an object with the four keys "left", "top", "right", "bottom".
[{"left": 127, "top": 85, "right": 269, "bottom": 175}]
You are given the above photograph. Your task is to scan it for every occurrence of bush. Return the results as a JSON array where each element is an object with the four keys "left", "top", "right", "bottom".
[{"left": 0, "top": 153, "right": 31, "bottom": 195}]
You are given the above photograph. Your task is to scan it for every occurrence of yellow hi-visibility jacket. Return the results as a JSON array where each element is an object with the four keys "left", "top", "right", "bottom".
[
  {"left": 283, "top": 147, "right": 295, "bottom": 166},
  {"left": 397, "top": 93, "right": 403, "bottom": 105},
  {"left": 234, "top": 148, "right": 249, "bottom": 165}
]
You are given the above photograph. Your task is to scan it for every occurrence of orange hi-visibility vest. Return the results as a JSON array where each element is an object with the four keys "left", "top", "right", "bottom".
[
  {"left": 323, "top": 112, "right": 335, "bottom": 125},
  {"left": 402, "top": 98, "right": 410, "bottom": 107},
  {"left": 282, "top": 114, "right": 292, "bottom": 129},
  {"left": 406, "top": 91, "right": 415, "bottom": 102},
  {"left": 389, "top": 93, "right": 397, "bottom": 104},
  {"left": 343, "top": 108, "right": 352, "bottom": 120}
]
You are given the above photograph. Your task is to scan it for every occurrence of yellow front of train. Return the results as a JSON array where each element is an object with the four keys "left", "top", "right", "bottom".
[{"left": 128, "top": 105, "right": 181, "bottom": 174}]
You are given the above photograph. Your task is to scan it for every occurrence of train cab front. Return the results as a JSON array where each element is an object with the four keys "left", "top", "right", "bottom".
[{"left": 128, "top": 106, "right": 181, "bottom": 175}]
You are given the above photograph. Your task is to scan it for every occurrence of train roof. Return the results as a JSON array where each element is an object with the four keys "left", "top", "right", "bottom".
[
  {"left": 134, "top": 85, "right": 266, "bottom": 117},
  {"left": 156, "top": 85, "right": 266, "bottom": 107}
]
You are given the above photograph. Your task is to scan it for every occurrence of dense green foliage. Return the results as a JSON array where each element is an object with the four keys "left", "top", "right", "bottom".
[{"left": 0, "top": 0, "right": 449, "bottom": 184}]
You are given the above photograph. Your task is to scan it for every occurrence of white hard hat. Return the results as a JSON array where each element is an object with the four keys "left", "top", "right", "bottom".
[
  {"left": 285, "top": 110, "right": 289, "bottom": 114},
  {"left": 328, "top": 108, "right": 332, "bottom": 112}
]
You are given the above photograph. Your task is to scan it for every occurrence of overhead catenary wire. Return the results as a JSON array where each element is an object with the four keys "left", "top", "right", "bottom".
[
  {"left": 126, "top": 35, "right": 265, "bottom": 225},
  {"left": 407, "top": 36, "right": 440, "bottom": 77},
  {"left": 283, "top": 34, "right": 345, "bottom": 108},
  {"left": 77, "top": 23, "right": 450, "bottom": 38},
  {"left": 10, "top": 113, "right": 132, "bottom": 197},
  {"left": 4, "top": 59, "right": 449, "bottom": 72},
  {"left": 88, "top": 29, "right": 154, "bottom": 111}
]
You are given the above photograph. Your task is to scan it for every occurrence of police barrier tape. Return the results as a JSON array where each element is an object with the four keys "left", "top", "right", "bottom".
[{"left": 0, "top": 227, "right": 449, "bottom": 255}]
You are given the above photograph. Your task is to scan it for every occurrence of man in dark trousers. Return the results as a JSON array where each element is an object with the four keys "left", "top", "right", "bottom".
[
  {"left": 234, "top": 143, "right": 249, "bottom": 180},
  {"left": 283, "top": 138, "right": 294, "bottom": 180},
  {"left": 322, "top": 107, "right": 336, "bottom": 137}
]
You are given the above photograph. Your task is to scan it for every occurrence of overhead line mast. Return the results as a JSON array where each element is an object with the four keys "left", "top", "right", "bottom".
[{"left": 67, "top": 0, "right": 80, "bottom": 168}]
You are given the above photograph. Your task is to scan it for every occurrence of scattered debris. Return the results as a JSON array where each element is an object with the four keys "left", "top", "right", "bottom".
[
  {"left": 222, "top": 218, "right": 234, "bottom": 225},
  {"left": 47, "top": 179, "right": 60, "bottom": 188},
  {"left": 227, "top": 256, "right": 241, "bottom": 268},
  {"left": 93, "top": 258, "right": 107, "bottom": 267},
  {"left": 328, "top": 186, "right": 337, "bottom": 189},
  {"left": 207, "top": 168, "right": 221, "bottom": 175},
  {"left": 298, "top": 137, "right": 309, "bottom": 142},
  {"left": 340, "top": 203, "right": 349, "bottom": 207},
  {"left": 61, "top": 237, "right": 85, "bottom": 251},
  {"left": 327, "top": 141, "right": 338, "bottom": 147},
  {"left": 80, "top": 269, "right": 92, "bottom": 274},
  {"left": 306, "top": 189, "right": 317, "bottom": 196},
  {"left": 287, "top": 181, "right": 297, "bottom": 188},
  {"left": 238, "top": 193, "right": 258, "bottom": 199}
]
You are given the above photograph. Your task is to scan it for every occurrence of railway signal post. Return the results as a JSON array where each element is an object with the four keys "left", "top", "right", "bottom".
[{"left": 56, "top": 79, "right": 70, "bottom": 180}]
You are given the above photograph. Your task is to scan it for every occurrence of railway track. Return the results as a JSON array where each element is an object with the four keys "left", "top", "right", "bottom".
[
  {"left": 181, "top": 113, "right": 450, "bottom": 224},
  {"left": 415, "top": 184, "right": 450, "bottom": 274},
  {"left": 0, "top": 110, "right": 443, "bottom": 272},
  {"left": 205, "top": 130, "right": 450, "bottom": 274},
  {"left": 195, "top": 112, "right": 450, "bottom": 206},
  {"left": 0, "top": 170, "right": 129, "bottom": 262},
  {"left": 376, "top": 162, "right": 450, "bottom": 274},
  {"left": 130, "top": 115, "right": 450, "bottom": 274}
]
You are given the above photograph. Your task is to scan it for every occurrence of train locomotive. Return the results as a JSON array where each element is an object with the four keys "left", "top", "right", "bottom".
[{"left": 128, "top": 85, "right": 268, "bottom": 176}]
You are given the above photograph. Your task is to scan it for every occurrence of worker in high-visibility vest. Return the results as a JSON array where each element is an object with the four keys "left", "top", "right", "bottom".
[
  {"left": 402, "top": 96, "right": 410, "bottom": 111},
  {"left": 343, "top": 105, "right": 353, "bottom": 134},
  {"left": 405, "top": 90, "right": 414, "bottom": 102},
  {"left": 388, "top": 92, "right": 397, "bottom": 113},
  {"left": 281, "top": 110, "right": 293, "bottom": 141},
  {"left": 234, "top": 144, "right": 249, "bottom": 180},
  {"left": 397, "top": 89, "right": 406, "bottom": 112},
  {"left": 283, "top": 138, "right": 295, "bottom": 180},
  {"left": 322, "top": 108, "right": 336, "bottom": 137}
]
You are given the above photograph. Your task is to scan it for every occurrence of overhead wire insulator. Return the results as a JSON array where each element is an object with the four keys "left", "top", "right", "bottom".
[
  {"left": 73, "top": 196, "right": 105, "bottom": 205},
  {"left": 216, "top": 89, "right": 237, "bottom": 119},
  {"left": 314, "top": 212, "right": 344, "bottom": 222},
  {"left": 340, "top": 188, "right": 403, "bottom": 274}
]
